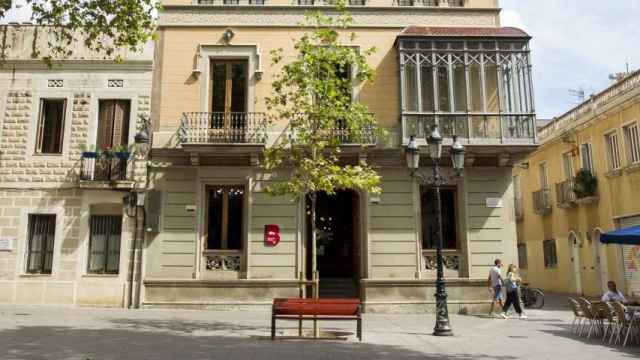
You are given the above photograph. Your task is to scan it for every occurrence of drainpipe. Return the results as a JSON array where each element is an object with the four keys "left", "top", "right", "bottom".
[{"left": 127, "top": 205, "right": 138, "bottom": 309}]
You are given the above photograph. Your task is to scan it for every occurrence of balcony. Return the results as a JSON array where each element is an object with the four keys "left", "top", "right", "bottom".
[
  {"left": 397, "top": 28, "right": 537, "bottom": 150},
  {"left": 288, "top": 120, "right": 378, "bottom": 147},
  {"left": 179, "top": 112, "right": 268, "bottom": 145},
  {"left": 80, "top": 152, "right": 133, "bottom": 189},
  {"left": 532, "top": 188, "right": 552, "bottom": 216},
  {"left": 555, "top": 179, "right": 577, "bottom": 208}
]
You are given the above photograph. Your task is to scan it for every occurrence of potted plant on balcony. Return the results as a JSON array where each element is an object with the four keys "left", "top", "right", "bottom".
[
  {"left": 573, "top": 169, "right": 599, "bottom": 205},
  {"left": 113, "top": 145, "right": 131, "bottom": 160},
  {"left": 80, "top": 144, "right": 98, "bottom": 159}
]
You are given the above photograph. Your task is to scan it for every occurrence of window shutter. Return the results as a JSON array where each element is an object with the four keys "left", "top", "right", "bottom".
[
  {"left": 112, "top": 100, "right": 131, "bottom": 147},
  {"left": 97, "top": 101, "right": 116, "bottom": 149}
]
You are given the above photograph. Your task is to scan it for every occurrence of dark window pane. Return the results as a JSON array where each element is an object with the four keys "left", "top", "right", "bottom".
[
  {"left": 421, "top": 187, "right": 457, "bottom": 249},
  {"left": 27, "top": 214, "right": 56, "bottom": 274},
  {"left": 37, "top": 99, "right": 66, "bottom": 154},
  {"left": 89, "top": 215, "right": 122, "bottom": 274},
  {"left": 208, "top": 188, "right": 224, "bottom": 249},
  {"left": 437, "top": 66, "right": 451, "bottom": 111},
  {"left": 230, "top": 62, "right": 247, "bottom": 112},
  {"left": 420, "top": 64, "right": 434, "bottom": 112},
  {"left": 211, "top": 62, "right": 227, "bottom": 113},
  {"left": 227, "top": 186, "right": 244, "bottom": 250}
]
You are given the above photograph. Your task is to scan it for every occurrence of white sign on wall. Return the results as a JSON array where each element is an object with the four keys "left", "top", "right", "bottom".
[
  {"left": 0, "top": 237, "right": 14, "bottom": 251},
  {"left": 486, "top": 198, "right": 503, "bottom": 208}
]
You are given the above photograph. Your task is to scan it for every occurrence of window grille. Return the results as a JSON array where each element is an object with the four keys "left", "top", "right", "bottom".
[
  {"left": 26, "top": 215, "right": 56, "bottom": 274},
  {"left": 624, "top": 123, "right": 640, "bottom": 164},
  {"left": 107, "top": 79, "right": 124, "bottom": 88},
  {"left": 47, "top": 79, "right": 63, "bottom": 88},
  {"left": 88, "top": 215, "right": 122, "bottom": 274}
]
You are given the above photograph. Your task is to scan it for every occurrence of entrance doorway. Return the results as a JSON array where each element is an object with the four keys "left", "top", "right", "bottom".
[{"left": 306, "top": 190, "right": 360, "bottom": 298}]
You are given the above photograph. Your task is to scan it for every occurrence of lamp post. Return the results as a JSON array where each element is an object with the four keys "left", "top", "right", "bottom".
[{"left": 406, "top": 125, "right": 466, "bottom": 337}]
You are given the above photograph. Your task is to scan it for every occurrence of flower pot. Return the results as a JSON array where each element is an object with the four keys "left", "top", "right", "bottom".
[
  {"left": 114, "top": 152, "right": 130, "bottom": 160},
  {"left": 82, "top": 151, "right": 98, "bottom": 159}
]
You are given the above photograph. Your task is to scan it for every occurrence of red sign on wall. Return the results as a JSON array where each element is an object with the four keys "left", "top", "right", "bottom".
[{"left": 264, "top": 224, "right": 280, "bottom": 246}]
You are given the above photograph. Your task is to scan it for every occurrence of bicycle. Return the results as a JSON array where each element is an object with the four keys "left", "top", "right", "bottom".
[{"left": 520, "top": 283, "right": 545, "bottom": 309}]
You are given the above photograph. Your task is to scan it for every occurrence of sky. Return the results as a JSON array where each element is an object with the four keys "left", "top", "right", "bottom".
[
  {"left": 500, "top": 0, "right": 640, "bottom": 119},
  {"left": 4, "top": 0, "right": 640, "bottom": 119}
]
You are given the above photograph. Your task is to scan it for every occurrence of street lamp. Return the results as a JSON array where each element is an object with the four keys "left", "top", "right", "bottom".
[{"left": 405, "top": 125, "right": 466, "bottom": 337}]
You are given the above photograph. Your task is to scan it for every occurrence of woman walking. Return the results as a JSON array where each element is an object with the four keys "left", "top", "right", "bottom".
[{"left": 501, "top": 264, "right": 527, "bottom": 319}]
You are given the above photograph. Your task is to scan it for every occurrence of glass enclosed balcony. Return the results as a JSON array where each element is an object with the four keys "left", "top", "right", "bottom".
[{"left": 397, "top": 27, "right": 536, "bottom": 146}]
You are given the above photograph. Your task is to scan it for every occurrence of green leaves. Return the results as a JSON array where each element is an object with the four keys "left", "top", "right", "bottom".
[
  {"left": 2, "top": 0, "right": 158, "bottom": 64},
  {"left": 265, "top": 0, "right": 383, "bottom": 201}
]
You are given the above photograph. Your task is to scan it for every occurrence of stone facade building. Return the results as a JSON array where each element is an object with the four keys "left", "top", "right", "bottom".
[
  {"left": 146, "top": 0, "right": 538, "bottom": 313},
  {"left": 0, "top": 25, "right": 153, "bottom": 307},
  {"left": 514, "top": 70, "right": 640, "bottom": 298}
]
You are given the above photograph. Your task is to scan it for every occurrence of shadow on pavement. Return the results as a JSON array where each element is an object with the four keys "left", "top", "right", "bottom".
[
  {"left": 538, "top": 322, "right": 640, "bottom": 357},
  {"left": 0, "top": 322, "right": 521, "bottom": 360}
]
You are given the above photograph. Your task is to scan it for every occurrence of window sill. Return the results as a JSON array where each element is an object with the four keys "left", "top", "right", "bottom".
[
  {"left": 623, "top": 163, "right": 640, "bottom": 174},
  {"left": 20, "top": 273, "right": 52, "bottom": 278},
  {"left": 605, "top": 169, "right": 623, "bottom": 179},
  {"left": 82, "top": 274, "right": 119, "bottom": 278}
]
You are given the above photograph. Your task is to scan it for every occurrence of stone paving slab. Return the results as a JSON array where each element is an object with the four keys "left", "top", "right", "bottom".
[{"left": 0, "top": 298, "right": 638, "bottom": 360}]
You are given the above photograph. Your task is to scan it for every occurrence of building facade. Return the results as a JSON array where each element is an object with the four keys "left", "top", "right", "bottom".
[
  {"left": 146, "top": 0, "right": 537, "bottom": 313},
  {"left": 514, "top": 71, "right": 640, "bottom": 298},
  {"left": 0, "top": 26, "right": 153, "bottom": 306}
]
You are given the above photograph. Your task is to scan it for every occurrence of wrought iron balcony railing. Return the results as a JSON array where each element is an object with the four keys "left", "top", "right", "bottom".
[
  {"left": 532, "top": 188, "right": 552, "bottom": 215},
  {"left": 80, "top": 152, "right": 131, "bottom": 182},
  {"left": 287, "top": 122, "right": 378, "bottom": 146},
  {"left": 402, "top": 114, "right": 535, "bottom": 145},
  {"left": 555, "top": 179, "right": 577, "bottom": 208},
  {"left": 179, "top": 112, "right": 268, "bottom": 145}
]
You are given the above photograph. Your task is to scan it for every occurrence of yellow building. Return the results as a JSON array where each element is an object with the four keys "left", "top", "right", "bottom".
[{"left": 514, "top": 71, "right": 640, "bottom": 298}]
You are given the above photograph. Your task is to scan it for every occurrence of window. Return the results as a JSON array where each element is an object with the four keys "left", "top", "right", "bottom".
[
  {"left": 223, "top": 0, "right": 239, "bottom": 4},
  {"left": 298, "top": 0, "right": 314, "bottom": 4},
  {"left": 35, "top": 99, "right": 66, "bottom": 154},
  {"left": 211, "top": 60, "right": 248, "bottom": 114},
  {"left": 580, "top": 143, "right": 594, "bottom": 173},
  {"left": 539, "top": 162, "right": 549, "bottom": 189},
  {"left": 624, "top": 123, "right": 640, "bottom": 164},
  {"left": 97, "top": 100, "right": 131, "bottom": 150},
  {"left": 517, "top": 243, "right": 527, "bottom": 269},
  {"left": 421, "top": 187, "right": 457, "bottom": 250},
  {"left": 348, "top": 0, "right": 366, "bottom": 5},
  {"left": 207, "top": 185, "right": 245, "bottom": 250},
  {"left": 448, "top": 0, "right": 464, "bottom": 6},
  {"left": 604, "top": 131, "right": 622, "bottom": 170},
  {"left": 561, "top": 152, "right": 574, "bottom": 180},
  {"left": 397, "top": 0, "right": 414, "bottom": 6},
  {"left": 26, "top": 214, "right": 56, "bottom": 274},
  {"left": 88, "top": 215, "right": 122, "bottom": 274},
  {"left": 543, "top": 239, "right": 558, "bottom": 268}
]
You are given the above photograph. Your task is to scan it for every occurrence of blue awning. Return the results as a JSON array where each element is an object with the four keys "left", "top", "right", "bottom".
[{"left": 600, "top": 225, "right": 640, "bottom": 245}]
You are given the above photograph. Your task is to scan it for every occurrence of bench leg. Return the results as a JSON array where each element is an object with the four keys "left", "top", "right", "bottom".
[
  {"left": 357, "top": 317, "right": 362, "bottom": 342},
  {"left": 271, "top": 315, "right": 276, "bottom": 340}
]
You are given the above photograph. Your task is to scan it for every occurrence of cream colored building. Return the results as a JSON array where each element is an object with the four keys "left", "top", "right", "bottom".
[
  {"left": 146, "top": 0, "right": 538, "bottom": 313},
  {"left": 514, "top": 71, "right": 640, "bottom": 298},
  {"left": 0, "top": 25, "right": 153, "bottom": 307}
]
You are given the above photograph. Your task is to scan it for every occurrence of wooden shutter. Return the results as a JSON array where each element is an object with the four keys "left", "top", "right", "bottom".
[
  {"left": 97, "top": 100, "right": 116, "bottom": 149},
  {"left": 112, "top": 101, "right": 130, "bottom": 147}
]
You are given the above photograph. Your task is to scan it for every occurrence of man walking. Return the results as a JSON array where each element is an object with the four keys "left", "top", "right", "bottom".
[{"left": 488, "top": 259, "right": 506, "bottom": 318}]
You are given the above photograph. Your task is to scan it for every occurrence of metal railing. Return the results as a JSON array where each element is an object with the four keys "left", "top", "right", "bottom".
[
  {"left": 80, "top": 153, "right": 131, "bottom": 182},
  {"left": 180, "top": 112, "right": 268, "bottom": 145},
  {"left": 402, "top": 113, "right": 535, "bottom": 144},
  {"left": 532, "top": 188, "right": 552, "bottom": 215},
  {"left": 555, "top": 179, "right": 577, "bottom": 208},
  {"left": 288, "top": 123, "right": 378, "bottom": 145}
]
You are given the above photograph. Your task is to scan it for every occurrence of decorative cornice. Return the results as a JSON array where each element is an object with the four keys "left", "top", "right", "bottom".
[{"left": 159, "top": 6, "right": 499, "bottom": 28}]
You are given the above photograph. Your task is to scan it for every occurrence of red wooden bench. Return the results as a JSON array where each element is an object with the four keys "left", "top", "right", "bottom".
[{"left": 271, "top": 298, "right": 362, "bottom": 341}]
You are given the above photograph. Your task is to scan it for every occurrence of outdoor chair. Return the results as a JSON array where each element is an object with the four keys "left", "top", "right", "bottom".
[
  {"left": 596, "top": 302, "right": 617, "bottom": 343},
  {"left": 568, "top": 298, "right": 585, "bottom": 334},
  {"left": 611, "top": 301, "right": 640, "bottom": 347},
  {"left": 576, "top": 298, "right": 603, "bottom": 339}
]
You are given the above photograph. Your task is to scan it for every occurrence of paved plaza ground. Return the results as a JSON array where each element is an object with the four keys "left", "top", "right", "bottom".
[{"left": 0, "top": 295, "right": 638, "bottom": 360}]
